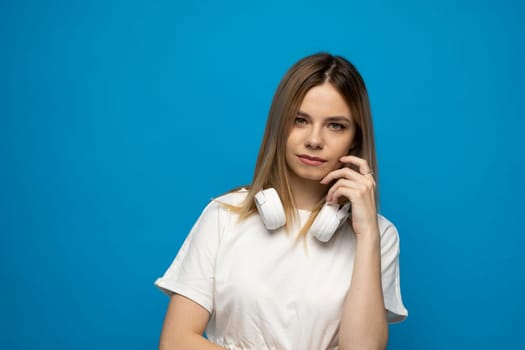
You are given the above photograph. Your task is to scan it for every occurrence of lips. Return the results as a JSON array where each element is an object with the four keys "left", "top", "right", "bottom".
[{"left": 297, "top": 154, "right": 327, "bottom": 166}]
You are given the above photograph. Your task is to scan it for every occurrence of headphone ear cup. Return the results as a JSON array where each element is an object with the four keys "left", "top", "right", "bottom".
[
  {"left": 309, "top": 202, "right": 351, "bottom": 242},
  {"left": 255, "top": 188, "right": 286, "bottom": 230}
]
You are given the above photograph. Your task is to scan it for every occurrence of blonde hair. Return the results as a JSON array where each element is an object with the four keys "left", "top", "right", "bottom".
[{"left": 228, "top": 53, "right": 379, "bottom": 239}]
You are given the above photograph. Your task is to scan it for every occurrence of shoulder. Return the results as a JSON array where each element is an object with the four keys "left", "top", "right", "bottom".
[
  {"left": 377, "top": 214, "right": 396, "bottom": 234},
  {"left": 194, "top": 188, "right": 249, "bottom": 224},
  {"left": 377, "top": 214, "right": 401, "bottom": 248},
  {"left": 185, "top": 189, "right": 250, "bottom": 239},
  {"left": 212, "top": 187, "right": 249, "bottom": 207}
]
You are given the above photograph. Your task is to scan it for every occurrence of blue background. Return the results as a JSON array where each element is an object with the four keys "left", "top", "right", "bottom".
[{"left": 1, "top": 0, "right": 524, "bottom": 348}]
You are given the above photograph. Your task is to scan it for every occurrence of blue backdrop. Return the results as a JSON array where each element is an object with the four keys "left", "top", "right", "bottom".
[{"left": 1, "top": 0, "right": 524, "bottom": 348}]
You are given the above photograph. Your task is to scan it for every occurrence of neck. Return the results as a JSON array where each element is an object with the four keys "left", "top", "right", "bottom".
[{"left": 287, "top": 171, "right": 328, "bottom": 211}]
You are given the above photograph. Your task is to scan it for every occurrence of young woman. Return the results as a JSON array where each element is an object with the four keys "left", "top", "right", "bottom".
[{"left": 155, "top": 53, "right": 408, "bottom": 350}]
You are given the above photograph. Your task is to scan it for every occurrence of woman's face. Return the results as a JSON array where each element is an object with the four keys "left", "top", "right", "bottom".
[{"left": 285, "top": 82, "right": 356, "bottom": 183}]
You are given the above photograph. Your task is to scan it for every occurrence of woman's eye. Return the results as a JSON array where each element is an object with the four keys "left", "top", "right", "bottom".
[
  {"left": 328, "top": 123, "right": 346, "bottom": 130},
  {"left": 295, "top": 117, "right": 307, "bottom": 125}
]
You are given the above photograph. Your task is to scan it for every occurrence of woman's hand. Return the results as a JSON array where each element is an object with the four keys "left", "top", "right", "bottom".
[{"left": 320, "top": 155, "right": 378, "bottom": 237}]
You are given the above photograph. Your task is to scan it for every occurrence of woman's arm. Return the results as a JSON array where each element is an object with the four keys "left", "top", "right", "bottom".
[
  {"left": 158, "top": 294, "right": 227, "bottom": 350},
  {"left": 321, "top": 155, "right": 389, "bottom": 349},
  {"left": 338, "top": 229, "right": 388, "bottom": 350}
]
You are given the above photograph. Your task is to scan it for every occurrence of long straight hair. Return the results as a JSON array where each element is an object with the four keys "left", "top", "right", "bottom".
[{"left": 232, "top": 53, "right": 379, "bottom": 237}]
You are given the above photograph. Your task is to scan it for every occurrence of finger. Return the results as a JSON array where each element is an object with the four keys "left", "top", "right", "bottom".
[
  {"left": 327, "top": 178, "right": 374, "bottom": 204},
  {"left": 321, "top": 167, "right": 360, "bottom": 184},
  {"left": 321, "top": 167, "right": 376, "bottom": 187},
  {"left": 327, "top": 185, "right": 357, "bottom": 204},
  {"left": 329, "top": 185, "right": 373, "bottom": 206},
  {"left": 329, "top": 182, "right": 376, "bottom": 207},
  {"left": 339, "top": 155, "right": 373, "bottom": 175},
  {"left": 326, "top": 180, "right": 363, "bottom": 203}
]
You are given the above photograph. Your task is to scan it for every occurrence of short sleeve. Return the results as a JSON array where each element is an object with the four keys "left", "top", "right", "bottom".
[
  {"left": 378, "top": 216, "right": 408, "bottom": 323},
  {"left": 154, "top": 200, "right": 225, "bottom": 314}
]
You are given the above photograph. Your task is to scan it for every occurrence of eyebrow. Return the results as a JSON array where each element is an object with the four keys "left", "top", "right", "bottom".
[{"left": 297, "top": 111, "right": 352, "bottom": 123}]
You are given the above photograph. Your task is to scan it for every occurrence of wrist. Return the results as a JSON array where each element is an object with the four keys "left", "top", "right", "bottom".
[
  {"left": 353, "top": 219, "right": 379, "bottom": 236},
  {"left": 354, "top": 231, "right": 381, "bottom": 256},
  {"left": 354, "top": 226, "right": 380, "bottom": 243}
]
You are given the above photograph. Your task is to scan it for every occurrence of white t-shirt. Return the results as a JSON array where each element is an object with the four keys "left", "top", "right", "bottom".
[{"left": 155, "top": 189, "right": 408, "bottom": 350}]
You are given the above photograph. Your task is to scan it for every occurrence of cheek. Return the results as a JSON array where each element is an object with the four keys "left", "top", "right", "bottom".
[
  {"left": 334, "top": 143, "right": 352, "bottom": 157},
  {"left": 286, "top": 131, "right": 301, "bottom": 150},
  {"left": 340, "top": 133, "right": 356, "bottom": 155},
  {"left": 285, "top": 137, "right": 296, "bottom": 161}
]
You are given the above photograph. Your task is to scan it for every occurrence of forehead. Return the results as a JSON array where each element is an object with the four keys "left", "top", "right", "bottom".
[{"left": 299, "top": 83, "right": 351, "bottom": 117}]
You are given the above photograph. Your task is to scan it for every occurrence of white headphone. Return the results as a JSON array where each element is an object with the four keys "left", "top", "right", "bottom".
[{"left": 254, "top": 188, "right": 351, "bottom": 242}]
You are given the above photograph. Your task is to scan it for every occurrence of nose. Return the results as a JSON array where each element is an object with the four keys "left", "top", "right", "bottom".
[{"left": 305, "top": 125, "right": 323, "bottom": 150}]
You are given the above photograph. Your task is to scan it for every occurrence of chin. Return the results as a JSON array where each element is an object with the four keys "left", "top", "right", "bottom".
[{"left": 296, "top": 169, "right": 328, "bottom": 182}]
